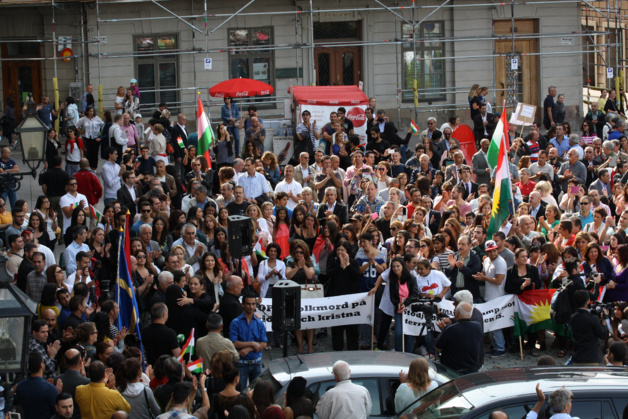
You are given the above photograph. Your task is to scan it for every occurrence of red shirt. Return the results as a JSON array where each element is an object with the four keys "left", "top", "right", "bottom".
[
  {"left": 74, "top": 169, "right": 103, "bottom": 205},
  {"left": 516, "top": 180, "right": 536, "bottom": 197}
]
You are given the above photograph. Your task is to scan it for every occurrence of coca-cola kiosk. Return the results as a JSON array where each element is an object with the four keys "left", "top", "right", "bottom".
[{"left": 290, "top": 85, "right": 369, "bottom": 147}]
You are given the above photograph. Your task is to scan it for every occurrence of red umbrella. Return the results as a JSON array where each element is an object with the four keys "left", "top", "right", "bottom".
[{"left": 209, "top": 77, "right": 274, "bottom": 98}]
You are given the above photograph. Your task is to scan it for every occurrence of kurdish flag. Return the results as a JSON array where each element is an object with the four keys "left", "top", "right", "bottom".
[
  {"left": 177, "top": 328, "right": 195, "bottom": 362},
  {"left": 254, "top": 236, "right": 267, "bottom": 260},
  {"left": 410, "top": 119, "right": 419, "bottom": 135},
  {"left": 197, "top": 95, "right": 213, "bottom": 168},
  {"left": 486, "top": 103, "right": 510, "bottom": 170},
  {"left": 187, "top": 358, "right": 203, "bottom": 374},
  {"left": 486, "top": 104, "right": 512, "bottom": 237},
  {"left": 513, "top": 289, "right": 556, "bottom": 336},
  {"left": 89, "top": 204, "right": 103, "bottom": 224}
]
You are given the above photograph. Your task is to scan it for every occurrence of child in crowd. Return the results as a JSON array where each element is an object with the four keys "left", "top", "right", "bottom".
[{"left": 130, "top": 78, "right": 140, "bottom": 99}]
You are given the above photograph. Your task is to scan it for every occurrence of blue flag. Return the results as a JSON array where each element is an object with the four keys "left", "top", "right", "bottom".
[{"left": 114, "top": 217, "right": 144, "bottom": 366}]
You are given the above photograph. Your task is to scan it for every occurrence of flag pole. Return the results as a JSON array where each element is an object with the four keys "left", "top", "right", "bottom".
[{"left": 519, "top": 335, "right": 524, "bottom": 361}]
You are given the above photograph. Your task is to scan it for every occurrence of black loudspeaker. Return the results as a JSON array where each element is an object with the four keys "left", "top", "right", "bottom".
[
  {"left": 272, "top": 279, "right": 301, "bottom": 332},
  {"left": 227, "top": 215, "right": 253, "bottom": 259}
]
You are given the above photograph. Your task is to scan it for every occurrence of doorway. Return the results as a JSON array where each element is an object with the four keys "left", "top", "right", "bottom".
[
  {"left": 494, "top": 20, "right": 538, "bottom": 112},
  {"left": 314, "top": 21, "right": 362, "bottom": 86},
  {"left": 1, "top": 43, "right": 42, "bottom": 121}
]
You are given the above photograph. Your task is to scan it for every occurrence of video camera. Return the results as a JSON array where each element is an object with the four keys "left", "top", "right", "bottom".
[
  {"left": 407, "top": 296, "right": 444, "bottom": 326},
  {"left": 588, "top": 301, "right": 613, "bottom": 319}
]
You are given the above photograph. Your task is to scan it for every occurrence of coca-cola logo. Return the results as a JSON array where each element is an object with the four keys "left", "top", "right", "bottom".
[
  {"left": 329, "top": 100, "right": 338, "bottom": 104},
  {"left": 260, "top": 90, "right": 270, "bottom": 95},
  {"left": 346, "top": 107, "right": 367, "bottom": 127},
  {"left": 235, "top": 91, "right": 249, "bottom": 97}
]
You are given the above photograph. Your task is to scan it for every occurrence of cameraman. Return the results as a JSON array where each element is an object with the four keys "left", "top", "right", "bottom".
[
  {"left": 434, "top": 302, "right": 483, "bottom": 374},
  {"left": 569, "top": 289, "right": 608, "bottom": 365}
]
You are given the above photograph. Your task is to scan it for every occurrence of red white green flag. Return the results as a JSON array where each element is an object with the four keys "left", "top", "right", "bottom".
[
  {"left": 486, "top": 104, "right": 512, "bottom": 237},
  {"left": 487, "top": 103, "right": 510, "bottom": 170},
  {"left": 187, "top": 358, "right": 203, "bottom": 374},
  {"left": 410, "top": 119, "right": 419, "bottom": 135},
  {"left": 254, "top": 236, "right": 267, "bottom": 260},
  {"left": 177, "top": 328, "right": 195, "bottom": 361},
  {"left": 197, "top": 95, "right": 213, "bottom": 168},
  {"left": 513, "top": 289, "right": 556, "bottom": 336},
  {"left": 89, "top": 204, "right": 103, "bottom": 224}
]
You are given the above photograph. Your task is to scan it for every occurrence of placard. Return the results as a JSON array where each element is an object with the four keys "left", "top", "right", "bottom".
[{"left": 509, "top": 102, "right": 537, "bottom": 126}]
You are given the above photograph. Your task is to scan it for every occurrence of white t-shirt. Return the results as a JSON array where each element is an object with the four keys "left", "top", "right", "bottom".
[
  {"left": 59, "top": 192, "right": 89, "bottom": 234},
  {"left": 483, "top": 255, "right": 507, "bottom": 301},
  {"left": 274, "top": 179, "right": 303, "bottom": 211},
  {"left": 416, "top": 270, "right": 451, "bottom": 297}
]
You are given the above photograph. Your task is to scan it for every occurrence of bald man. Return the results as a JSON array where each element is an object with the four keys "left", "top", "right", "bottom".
[{"left": 56, "top": 348, "right": 90, "bottom": 419}]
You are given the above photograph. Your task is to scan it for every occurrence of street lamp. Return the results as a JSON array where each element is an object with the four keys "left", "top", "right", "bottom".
[{"left": 0, "top": 255, "right": 37, "bottom": 375}]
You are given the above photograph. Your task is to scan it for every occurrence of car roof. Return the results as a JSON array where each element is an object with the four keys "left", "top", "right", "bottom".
[
  {"left": 268, "top": 351, "right": 425, "bottom": 385},
  {"left": 451, "top": 366, "right": 628, "bottom": 406}
]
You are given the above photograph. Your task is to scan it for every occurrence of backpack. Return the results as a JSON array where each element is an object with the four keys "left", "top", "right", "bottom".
[{"left": 550, "top": 279, "right": 573, "bottom": 324}]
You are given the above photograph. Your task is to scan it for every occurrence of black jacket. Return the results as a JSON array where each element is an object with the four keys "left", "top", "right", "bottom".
[
  {"left": 449, "top": 250, "right": 483, "bottom": 301},
  {"left": 505, "top": 264, "right": 542, "bottom": 294},
  {"left": 218, "top": 292, "right": 243, "bottom": 337},
  {"left": 116, "top": 184, "right": 142, "bottom": 221},
  {"left": 326, "top": 257, "right": 360, "bottom": 296},
  {"left": 570, "top": 308, "right": 608, "bottom": 363},
  {"left": 388, "top": 272, "right": 419, "bottom": 308},
  {"left": 427, "top": 210, "right": 441, "bottom": 236},
  {"left": 473, "top": 113, "right": 496, "bottom": 143},
  {"left": 170, "top": 123, "right": 188, "bottom": 159},
  {"left": 317, "top": 202, "right": 348, "bottom": 226}
]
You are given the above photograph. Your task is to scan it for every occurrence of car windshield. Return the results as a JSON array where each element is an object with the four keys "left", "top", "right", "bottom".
[
  {"left": 245, "top": 368, "right": 282, "bottom": 396},
  {"left": 413, "top": 380, "right": 473, "bottom": 418}
]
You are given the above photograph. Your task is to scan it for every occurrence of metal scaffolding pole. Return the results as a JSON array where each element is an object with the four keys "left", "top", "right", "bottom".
[{"left": 309, "top": 0, "right": 315, "bottom": 85}]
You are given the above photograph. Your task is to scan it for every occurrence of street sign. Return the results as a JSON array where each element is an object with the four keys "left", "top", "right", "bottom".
[
  {"left": 608, "top": 67, "right": 614, "bottom": 79},
  {"left": 511, "top": 58, "right": 518, "bottom": 70},
  {"left": 204, "top": 58, "right": 212, "bottom": 70}
]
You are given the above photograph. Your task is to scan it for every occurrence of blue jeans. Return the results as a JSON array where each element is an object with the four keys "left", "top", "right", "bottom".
[
  {"left": 395, "top": 312, "right": 415, "bottom": 352},
  {"left": 491, "top": 329, "right": 506, "bottom": 352},
  {"left": 1, "top": 188, "right": 17, "bottom": 211},
  {"left": 236, "top": 359, "right": 262, "bottom": 390},
  {"left": 228, "top": 125, "right": 240, "bottom": 157}
]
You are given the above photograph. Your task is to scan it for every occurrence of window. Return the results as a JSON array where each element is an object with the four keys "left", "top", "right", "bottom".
[
  {"left": 228, "top": 27, "right": 274, "bottom": 106},
  {"left": 401, "top": 22, "right": 445, "bottom": 101},
  {"left": 134, "top": 35, "right": 179, "bottom": 113}
]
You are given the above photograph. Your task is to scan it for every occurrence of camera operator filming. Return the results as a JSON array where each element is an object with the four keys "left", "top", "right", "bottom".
[{"left": 569, "top": 289, "right": 609, "bottom": 365}]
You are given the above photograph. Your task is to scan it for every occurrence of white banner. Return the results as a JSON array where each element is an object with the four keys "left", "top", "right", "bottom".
[
  {"left": 297, "top": 104, "right": 368, "bottom": 147},
  {"left": 256, "top": 292, "right": 374, "bottom": 332},
  {"left": 402, "top": 295, "right": 516, "bottom": 336}
]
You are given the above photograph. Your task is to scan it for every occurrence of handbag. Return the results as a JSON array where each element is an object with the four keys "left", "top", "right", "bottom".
[
  {"left": 301, "top": 276, "right": 324, "bottom": 299},
  {"left": 143, "top": 386, "right": 156, "bottom": 419}
]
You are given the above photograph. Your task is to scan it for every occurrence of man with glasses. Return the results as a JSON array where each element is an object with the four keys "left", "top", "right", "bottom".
[
  {"left": 185, "top": 157, "right": 212, "bottom": 191},
  {"left": 420, "top": 117, "right": 438, "bottom": 151},
  {"left": 132, "top": 201, "right": 154, "bottom": 234},
  {"left": 405, "top": 239, "right": 421, "bottom": 258},
  {"left": 59, "top": 177, "right": 90, "bottom": 236},
  {"left": 216, "top": 182, "right": 235, "bottom": 208},
  {"left": 5, "top": 209, "right": 25, "bottom": 238},
  {"left": 296, "top": 110, "right": 319, "bottom": 158}
]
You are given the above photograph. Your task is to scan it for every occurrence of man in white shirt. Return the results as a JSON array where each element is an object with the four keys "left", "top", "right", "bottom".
[
  {"left": 171, "top": 223, "right": 207, "bottom": 272},
  {"left": 293, "top": 152, "right": 315, "bottom": 191},
  {"left": 316, "top": 360, "right": 372, "bottom": 419},
  {"left": 101, "top": 148, "right": 121, "bottom": 205},
  {"left": 274, "top": 165, "right": 303, "bottom": 211},
  {"left": 59, "top": 177, "right": 90, "bottom": 234},
  {"left": 529, "top": 150, "right": 555, "bottom": 182},
  {"left": 233, "top": 158, "right": 245, "bottom": 182},
  {"left": 472, "top": 240, "right": 507, "bottom": 357},
  {"left": 108, "top": 114, "right": 128, "bottom": 155}
]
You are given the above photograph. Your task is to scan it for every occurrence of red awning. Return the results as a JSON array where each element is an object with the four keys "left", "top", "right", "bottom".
[{"left": 291, "top": 85, "right": 369, "bottom": 107}]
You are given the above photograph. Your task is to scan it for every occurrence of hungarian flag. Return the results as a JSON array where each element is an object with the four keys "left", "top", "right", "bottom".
[
  {"left": 197, "top": 95, "right": 213, "bottom": 168},
  {"left": 187, "top": 358, "right": 203, "bottom": 374},
  {"left": 177, "top": 136, "right": 185, "bottom": 148},
  {"left": 487, "top": 103, "right": 510, "bottom": 170},
  {"left": 177, "top": 328, "right": 195, "bottom": 362},
  {"left": 89, "top": 204, "right": 103, "bottom": 224},
  {"left": 513, "top": 289, "right": 556, "bottom": 336},
  {"left": 410, "top": 119, "right": 419, "bottom": 135},
  {"left": 486, "top": 103, "right": 512, "bottom": 237}
]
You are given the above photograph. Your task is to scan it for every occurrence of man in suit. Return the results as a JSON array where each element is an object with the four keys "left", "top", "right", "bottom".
[
  {"left": 116, "top": 170, "right": 142, "bottom": 221},
  {"left": 458, "top": 165, "right": 479, "bottom": 201},
  {"left": 473, "top": 103, "right": 495, "bottom": 145},
  {"left": 293, "top": 151, "right": 317, "bottom": 194},
  {"left": 422, "top": 195, "right": 442, "bottom": 236},
  {"left": 589, "top": 168, "right": 612, "bottom": 197},
  {"left": 317, "top": 186, "right": 348, "bottom": 226},
  {"left": 374, "top": 109, "right": 404, "bottom": 147},
  {"left": 171, "top": 113, "right": 188, "bottom": 177},
  {"left": 138, "top": 224, "right": 163, "bottom": 267},
  {"left": 528, "top": 191, "right": 547, "bottom": 221},
  {"left": 445, "top": 151, "right": 465, "bottom": 183},
  {"left": 472, "top": 139, "right": 492, "bottom": 186}
]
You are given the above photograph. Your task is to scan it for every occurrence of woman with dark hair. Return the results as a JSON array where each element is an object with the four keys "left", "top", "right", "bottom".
[
  {"left": 606, "top": 244, "right": 628, "bottom": 302},
  {"left": 286, "top": 240, "right": 316, "bottom": 354},
  {"left": 376, "top": 257, "right": 418, "bottom": 352},
  {"left": 197, "top": 251, "right": 224, "bottom": 312},
  {"left": 390, "top": 230, "right": 411, "bottom": 260},
  {"left": 187, "top": 205, "right": 204, "bottom": 226},
  {"left": 90, "top": 227, "right": 115, "bottom": 296},
  {"left": 441, "top": 227, "right": 458, "bottom": 252},
  {"left": 178, "top": 275, "right": 214, "bottom": 337},
  {"left": 218, "top": 207, "right": 230, "bottom": 232},
  {"left": 76, "top": 106, "right": 104, "bottom": 170},
  {"left": 581, "top": 120, "right": 597, "bottom": 145},
  {"left": 215, "top": 367, "right": 241, "bottom": 419},
  {"left": 419, "top": 238, "right": 439, "bottom": 269},
  {"left": 283, "top": 376, "right": 313, "bottom": 419},
  {"left": 213, "top": 123, "right": 235, "bottom": 172},
  {"left": 257, "top": 243, "right": 286, "bottom": 299},
  {"left": 63, "top": 206, "right": 87, "bottom": 247},
  {"left": 241, "top": 139, "right": 259, "bottom": 160},
  {"left": 211, "top": 227, "right": 228, "bottom": 258},
  {"left": 165, "top": 284, "right": 199, "bottom": 339},
  {"left": 289, "top": 206, "right": 307, "bottom": 236},
  {"left": 202, "top": 214, "right": 217, "bottom": 249},
  {"left": 99, "top": 110, "right": 114, "bottom": 159},
  {"left": 608, "top": 232, "right": 625, "bottom": 261},
  {"left": 152, "top": 216, "right": 172, "bottom": 252},
  {"left": 273, "top": 206, "right": 291, "bottom": 258},
  {"left": 117, "top": 357, "right": 161, "bottom": 418},
  {"left": 46, "top": 264, "right": 67, "bottom": 291},
  {"left": 37, "top": 283, "right": 60, "bottom": 319},
  {"left": 28, "top": 211, "right": 53, "bottom": 250},
  {"left": 96, "top": 204, "right": 116, "bottom": 235},
  {"left": 505, "top": 248, "right": 542, "bottom": 295},
  {"left": 583, "top": 242, "right": 614, "bottom": 283},
  {"left": 292, "top": 213, "right": 318, "bottom": 252},
  {"left": 251, "top": 380, "right": 275, "bottom": 418},
  {"left": 64, "top": 126, "right": 84, "bottom": 176},
  {"left": 311, "top": 221, "right": 338, "bottom": 283},
  {"left": 221, "top": 97, "right": 240, "bottom": 155},
  {"left": 326, "top": 242, "right": 361, "bottom": 351},
  {"left": 168, "top": 210, "right": 186, "bottom": 234}
]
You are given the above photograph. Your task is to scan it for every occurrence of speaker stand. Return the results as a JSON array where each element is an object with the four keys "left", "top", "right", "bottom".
[{"left": 283, "top": 330, "right": 289, "bottom": 358}]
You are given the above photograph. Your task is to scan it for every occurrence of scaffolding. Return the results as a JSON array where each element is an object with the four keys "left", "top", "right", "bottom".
[{"left": 0, "top": 0, "right": 623, "bottom": 123}]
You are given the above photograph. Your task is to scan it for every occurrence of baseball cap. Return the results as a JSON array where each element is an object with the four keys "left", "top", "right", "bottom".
[
  {"left": 485, "top": 240, "right": 498, "bottom": 251},
  {"left": 130, "top": 78, "right": 137, "bottom": 83},
  {"left": 21, "top": 227, "right": 34, "bottom": 237}
]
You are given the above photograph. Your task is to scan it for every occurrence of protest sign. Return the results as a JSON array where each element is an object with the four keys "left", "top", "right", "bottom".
[
  {"left": 256, "top": 292, "right": 374, "bottom": 332},
  {"left": 402, "top": 294, "right": 516, "bottom": 336}
]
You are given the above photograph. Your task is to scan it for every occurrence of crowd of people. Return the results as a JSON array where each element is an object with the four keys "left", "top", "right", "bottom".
[{"left": 4, "top": 82, "right": 628, "bottom": 418}]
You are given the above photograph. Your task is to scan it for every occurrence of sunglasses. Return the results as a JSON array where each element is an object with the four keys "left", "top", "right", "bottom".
[
  {"left": 419, "top": 244, "right": 428, "bottom": 248},
  {"left": 142, "top": 209, "right": 151, "bottom": 213},
  {"left": 294, "top": 250, "right": 304, "bottom": 254}
]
